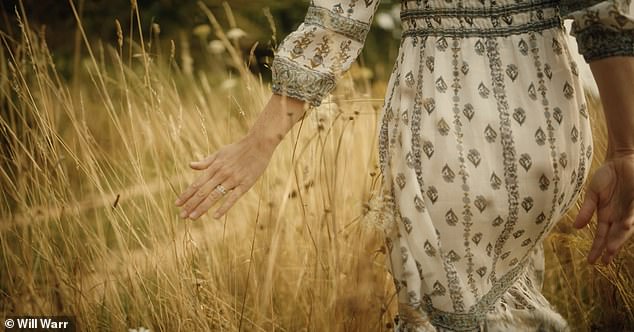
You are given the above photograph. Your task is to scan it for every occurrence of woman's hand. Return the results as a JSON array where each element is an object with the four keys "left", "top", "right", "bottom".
[
  {"left": 174, "top": 93, "right": 307, "bottom": 220},
  {"left": 574, "top": 154, "right": 634, "bottom": 265},
  {"left": 175, "top": 135, "right": 276, "bottom": 220}
]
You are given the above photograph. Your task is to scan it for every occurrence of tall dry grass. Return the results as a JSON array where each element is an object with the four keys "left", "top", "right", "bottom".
[{"left": 0, "top": 2, "right": 632, "bottom": 331}]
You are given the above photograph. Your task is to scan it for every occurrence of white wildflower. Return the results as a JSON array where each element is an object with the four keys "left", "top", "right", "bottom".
[
  {"left": 220, "top": 78, "right": 238, "bottom": 90},
  {"left": 208, "top": 40, "right": 225, "bottom": 54},
  {"left": 226, "top": 28, "right": 247, "bottom": 40},
  {"left": 193, "top": 24, "right": 211, "bottom": 39},
  {"left": 376, "top": 12, "right": 395, "bottom": 31}
]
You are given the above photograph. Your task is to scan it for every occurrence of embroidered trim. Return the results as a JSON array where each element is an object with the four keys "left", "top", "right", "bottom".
[
  {"left": 378, "top": 40, "right": 405, "bottom": 178},
  {"left": 483, "top": 35, "right": 521, "bottom": 285},
  {"left": 521, "top": 32, "right": 562, "bottom": 273},
  {"left": 271, "top": 56, "right": 336, "bottom": 108},
  {"left": 422, "top": 257, "right": 530, "bottom": 331},
  {"left": 574, "top": 26, "right": 634, "bottom": 62},
  {"left": 401, "top": 2, "right": 562, "bottom": 38},
  {"left": 304, "top": 5, "right": 371, "bottom": 43},
  {"left": 402, "top": 17, "right": 562, "bottom": 38},
  {"left": 400, "top": 0, "right": 558, "bottom": 18},
  {"left": 449, "top": 35, "right": 479, "bottom": 302}
]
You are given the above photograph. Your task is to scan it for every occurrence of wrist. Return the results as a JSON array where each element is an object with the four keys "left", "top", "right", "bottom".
[
  {"left": 245, "top": 93, "right": 308, "bottom": 152},
  {"left": 606, "top": 148, "right": 634, "bottom": 161},
  {"left": 269, "top": 92, "right": 308, "bottom": 110},
  {"left": 245, "top": 130, "right": 282, "bottom": 154},
  {"left": 605, "top": 140, "right": 634, "bottom": 160}
]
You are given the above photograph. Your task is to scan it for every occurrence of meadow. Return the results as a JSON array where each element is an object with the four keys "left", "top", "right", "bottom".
[{"left": 1, "top": 2, "right": 633, "bottom": 331}]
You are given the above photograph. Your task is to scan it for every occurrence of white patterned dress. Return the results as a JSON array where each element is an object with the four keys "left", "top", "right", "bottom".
[{"left": 270, "top": 1, "right": 634, "bottom": 331}]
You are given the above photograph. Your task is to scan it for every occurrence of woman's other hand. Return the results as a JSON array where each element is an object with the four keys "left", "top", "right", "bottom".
[
  {"left": 578, "top": 56, "right": 634, "bottom": 265},
  {"left": 574, "top": 154, "right": 634, "bottom": 265},
  {"left": 174, "top": 135, "right": 276, "bottom": 220}
]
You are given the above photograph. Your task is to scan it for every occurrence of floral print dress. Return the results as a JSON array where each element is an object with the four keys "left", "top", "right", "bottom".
[{"left": 270, "top": 1, "right": 634, "bottom": 331}]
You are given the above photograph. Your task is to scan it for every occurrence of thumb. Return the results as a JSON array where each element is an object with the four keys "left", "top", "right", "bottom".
[
  {"left": 190, "top": 153, "right": 217, "bottom": 170},
  {"left": 574, "top": 189, "right": 598, "bottom": 229}
]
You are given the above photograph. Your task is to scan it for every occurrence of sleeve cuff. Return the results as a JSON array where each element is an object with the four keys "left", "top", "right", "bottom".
[
  {"left": 573, "top": 25, "right": 634, "bottom": 62},
  {"left": 271, "top": 56, "right": 337, "bottom": 108}
]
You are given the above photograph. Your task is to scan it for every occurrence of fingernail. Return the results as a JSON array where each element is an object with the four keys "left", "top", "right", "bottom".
[
  {"left": 180, "top": 210, "right": 188, "bottom": 218},
  {"left": 175, "top": 198, "right": 181, "bottom": 205},
  {"left": 189, "top": 211, "right": 198, "bottom": 218},
  {"left": 213, "top": 212, "right": 221, "bottom": 219}
]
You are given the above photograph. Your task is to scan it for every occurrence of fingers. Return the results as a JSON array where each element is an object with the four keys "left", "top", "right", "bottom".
[
  {"left": 187, "top": 194, "right": 218, "bottom": 220},
  {"left": 213, "top": 185, "right": 246, "bottom": 219},
  {"left": 179, "top": 173, "right": 234, "bottom": 219},
  {"left": 187, "top": 184, "right": 246, "bottom": 220},
  {"left": 175, "top": 163, "right": 220, "bottom": 206},
  {"left": 574, "top": 190, "right": 598, "bottom": 229},
  {"left": 587, "top": 217, "right": 611, "bottom": 264},
  {"left": 180, "top": 177, "right": 225, "bottom": 218},
  {"left": 575, "top": 189, "right": 613, "bottom": 265},
  {"left": 190, "top": 153, "right": 218, "bottom": 170},
  {"left": 188, "top": 185, "right": 232, "bottom": 220},
  {"left": 601, "top": 204, "right": 634, "bottom": 264}
]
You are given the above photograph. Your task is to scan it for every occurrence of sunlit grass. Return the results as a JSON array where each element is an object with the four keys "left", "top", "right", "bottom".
[{"left": 0, "top": 2, "right": 632, "bottom": 331}]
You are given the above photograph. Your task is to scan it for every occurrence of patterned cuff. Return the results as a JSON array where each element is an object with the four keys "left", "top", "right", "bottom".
[
  {"left": 271, "top": 56, "right": 336, "bottom": 108},
  {"left": 304, "top": 6, "right": 371, "bottom": 43},
  {"left": 574, "top": 25, "right": 634, "bottom": 62}
]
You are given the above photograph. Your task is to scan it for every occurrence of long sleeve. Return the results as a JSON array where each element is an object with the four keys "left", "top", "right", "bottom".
[
  {"left": 270, "top": 0, "right": 381, "bottom": 108},
  {"left": 560, "top": 0, "right": 634, "bottom": 62}
]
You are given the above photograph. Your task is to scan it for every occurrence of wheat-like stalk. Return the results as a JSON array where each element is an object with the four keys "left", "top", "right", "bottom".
[{"left": 0, "top": 3, "right": 632, "bottom": 332}]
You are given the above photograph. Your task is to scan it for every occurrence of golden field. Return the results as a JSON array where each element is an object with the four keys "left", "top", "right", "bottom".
[{"left": 1, "top": 3, "right": 632, "bottom": 331}]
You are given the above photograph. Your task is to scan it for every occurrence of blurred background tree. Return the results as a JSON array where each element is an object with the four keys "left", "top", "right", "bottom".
[{"left": 0, "top": 0, "right": 401, "bottom": 83}]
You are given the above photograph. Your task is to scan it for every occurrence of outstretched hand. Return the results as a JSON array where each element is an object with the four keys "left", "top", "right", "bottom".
[
  {"left": 574, "top": 154, "right": 634, "bottom": 265},
  {"left": 174, "top": 94, "right": 307, "bottom": 221},
  {"left": 175, "top": 135, "right": 276, "bottom": 220}
]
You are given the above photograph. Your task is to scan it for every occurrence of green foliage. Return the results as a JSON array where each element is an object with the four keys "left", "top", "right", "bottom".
[{"left": 0, "top": 1, "right": 400, "bottom": 81}]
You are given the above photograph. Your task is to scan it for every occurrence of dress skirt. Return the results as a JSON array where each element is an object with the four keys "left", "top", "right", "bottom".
[{"left": 374, "top": 3, "right": 593, "bottom": 331}]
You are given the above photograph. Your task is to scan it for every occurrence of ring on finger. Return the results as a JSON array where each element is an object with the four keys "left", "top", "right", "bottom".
[{"left": 215, "top": 184, "right": 229, "bottom": 195}]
